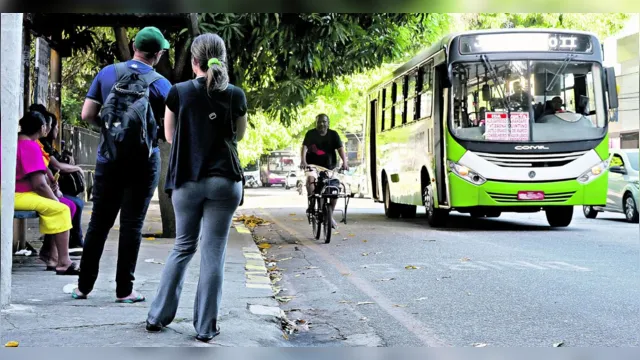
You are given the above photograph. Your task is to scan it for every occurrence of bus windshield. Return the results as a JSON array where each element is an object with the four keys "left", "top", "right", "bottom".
[
  {"left": 268, "top": 155, "right": 296, "bottom": 173},
  {"left": 449, "top": 60, "right": 606, "bottom": 143}
]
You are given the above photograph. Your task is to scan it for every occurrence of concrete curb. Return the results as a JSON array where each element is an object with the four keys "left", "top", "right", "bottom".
[{"left": 232, "top": 222, "right": 286, "bottom": 320}]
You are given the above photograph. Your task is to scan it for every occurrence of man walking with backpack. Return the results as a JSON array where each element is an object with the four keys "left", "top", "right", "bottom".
[{"left": 72, "top": 27, "right": 172, "bottom": 303}]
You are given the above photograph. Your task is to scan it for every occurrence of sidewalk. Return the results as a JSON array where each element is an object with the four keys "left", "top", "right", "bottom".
[{"left": 1, "top": 193, "right": 287, "bottom": 347}]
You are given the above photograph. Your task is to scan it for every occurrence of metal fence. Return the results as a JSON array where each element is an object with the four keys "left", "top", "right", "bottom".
[{"left": 61, "top": 124, "right": 99, "bottom": 169}]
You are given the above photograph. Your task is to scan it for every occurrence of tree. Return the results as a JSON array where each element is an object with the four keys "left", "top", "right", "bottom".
[{"left": 458, "top": 13, "right": 631, "bottom": 39}]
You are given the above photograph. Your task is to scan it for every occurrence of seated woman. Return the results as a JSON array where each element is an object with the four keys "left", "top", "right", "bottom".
[
  {"left": 14, "top": 111, "right": 80, "bottom": 275},
  {"left": 37, "top": 109, "right": 85, "bottom": 250}
]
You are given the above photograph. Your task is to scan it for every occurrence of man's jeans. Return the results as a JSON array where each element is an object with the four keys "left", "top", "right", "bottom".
[{"left": 78, "top": 151, "right": 160, "bottom": 298}]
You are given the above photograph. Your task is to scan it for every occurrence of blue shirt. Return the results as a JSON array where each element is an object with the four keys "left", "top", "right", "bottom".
[{"left": 86, "top": 59, "right": 172, "bottom": 163}]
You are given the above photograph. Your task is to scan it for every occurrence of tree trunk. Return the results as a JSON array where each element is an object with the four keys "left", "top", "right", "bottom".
[
  {"left": 157, "top": 140, "right": 176, "bottom": 238},
  {"left": 155, "top": 51, "right": 173, "bottom": 83},
  {"left": 113, "top": 27, "right": 132, "bottom": 61},
  {"left": 174, "top": 37, "right": 193, "bottom": 82}
]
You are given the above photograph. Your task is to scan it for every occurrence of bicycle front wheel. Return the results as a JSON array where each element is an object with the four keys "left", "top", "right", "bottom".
[{"left": 323, "top": 202, "right": 332, "bottom": 243}]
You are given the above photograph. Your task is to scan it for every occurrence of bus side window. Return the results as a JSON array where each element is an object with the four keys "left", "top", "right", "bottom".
[
  {"left": 420, "top": 61, "right": 434, "bottom": 119},
  {"left": 391, "top": 82, "right": 398, "bottom": 128},
  {"left": 381, "top": 88, "right": 387, "bottom": 132},
  {"left": 403, "top": 75, "right": 410, "bottom": 125},
  {"left": 416, "top": 67, "right": 424, "bottom": 119}
]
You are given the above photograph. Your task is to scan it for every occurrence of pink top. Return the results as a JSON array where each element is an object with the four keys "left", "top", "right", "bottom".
[{"left": 15, "top": 139, "right": 47, "bottom": 193}]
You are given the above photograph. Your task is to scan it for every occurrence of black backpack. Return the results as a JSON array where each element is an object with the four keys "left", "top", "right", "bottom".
[{"left": 98, "top": 62, "right": 163, "bottom": 163}]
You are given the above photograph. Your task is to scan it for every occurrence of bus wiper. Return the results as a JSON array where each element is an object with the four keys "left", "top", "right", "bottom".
[
  {"left": 480, "top": 54, "right": 509, "bottom": 111},
  {"left": 546, "top": 54, "right": 576, "bottom": 92}
]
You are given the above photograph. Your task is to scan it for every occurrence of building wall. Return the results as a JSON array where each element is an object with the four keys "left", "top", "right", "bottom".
[{"left": 604, "top": 15, "right": 639, "bottom": 150}]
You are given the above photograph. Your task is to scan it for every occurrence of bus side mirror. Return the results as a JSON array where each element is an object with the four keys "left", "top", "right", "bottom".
[{"left": 605, "top": 67, "right": 618, "bottom": 109}]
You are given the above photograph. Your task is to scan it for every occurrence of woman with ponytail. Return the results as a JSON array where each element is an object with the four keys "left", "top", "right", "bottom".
[{"left": 146, "top": 33, "right": 248, "bottom": 342}]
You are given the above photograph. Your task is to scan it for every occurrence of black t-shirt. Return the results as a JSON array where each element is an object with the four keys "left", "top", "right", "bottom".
[
  {"left": 164, "top": 77, "right": 247, "bottom": 194},
  {"left": 303, "top": 129, "right": 343, "bottom": 169}
]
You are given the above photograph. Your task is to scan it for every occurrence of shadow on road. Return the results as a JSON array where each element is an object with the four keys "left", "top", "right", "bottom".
[{"left": 341, "top": 211, "right": 576, "bottom": 232}]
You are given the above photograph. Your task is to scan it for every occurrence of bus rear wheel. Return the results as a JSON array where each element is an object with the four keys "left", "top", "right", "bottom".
[
  {"left": 383, "top": 181, "right": 402, "bottom": 219},
  {"left": 545, "top": 206, "right": 573, "bottom": 227},
  {"left": 423, "top": 183, "right": 448, "bottom": 227}
]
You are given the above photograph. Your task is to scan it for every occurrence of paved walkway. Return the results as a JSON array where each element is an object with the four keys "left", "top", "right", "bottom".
[{"left": 2, "top": 193, "right": 286, "bottom": 347}]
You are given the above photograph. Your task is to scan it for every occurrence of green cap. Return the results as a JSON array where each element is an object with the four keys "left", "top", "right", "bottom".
[{"left": 134, "top": 27, "right": 170, "bottom": 53}]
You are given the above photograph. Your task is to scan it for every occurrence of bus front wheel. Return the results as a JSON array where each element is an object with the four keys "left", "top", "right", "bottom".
[
  {"left": 545, "top": 206, "right": 573, "bottom": 227},
  {"left": 423, "top": 184, "right": 448, "bottom": 227}
]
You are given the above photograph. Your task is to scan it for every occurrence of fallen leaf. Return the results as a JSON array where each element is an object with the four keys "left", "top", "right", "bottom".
[
  {"left": 553, "top": 341, "right": 564, "bottom": 347},
  {"left": 348, "top": 234, "right": 355, "bottom": 237},
  {"left": 258, "top": 243, "right": 272, "bottom": 249},
  {"left": 341, "top": 273, "right": 351, "bottom": 276},
  {"left": 4, "top": 341, "right": 19, "bottom": 347},
  {"left": 144, "top": 258, "right": 164, "bottom": 265},
  {"left": 473, "top": 343, "right": 488, "bottom": 347},
  {"left": 143, "top": 237, "right": 155, "bottom": 241},
  {"left": 361, "top": 252, "right": 369, "bottom": 256},
  {"left": 338, "top": 300, "right": 352, "bottom": 304},
  {"left": 289, "top": 213, "right": 296, "bottom": 216},
  {"left": 333, "top": 231, "right": 339, "bottom": 235},
  {"left": 282, "top": 333, "right": 289, "bottom": 340},
  {"left": 405, "top": 265, "right": 420, "bottom": 270},
  {"left": 295, "top": 274, "right": 301, "bottom": 277},
  {"left": 393, "top": 304, "right": 407, "bottom": 308},
  {"left": 461, "top": 257, "right": 471, "bottom": 262},
  {"left": 362, "top": 240, "right": 368, "bottom": 243},
  {"left": 275, "top": 296, "right": 295, "bottom": 303},
  {"left": 357, "top": 301, "right": 375, "bottom": 306}
]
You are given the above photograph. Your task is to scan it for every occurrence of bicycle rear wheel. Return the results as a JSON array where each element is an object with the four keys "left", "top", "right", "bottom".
[{"left": 323, "top": 202, "right": 332, "bottom": 243}]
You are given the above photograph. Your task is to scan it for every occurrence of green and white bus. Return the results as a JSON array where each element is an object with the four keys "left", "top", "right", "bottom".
[{"left": 364, "top": 29, "right": 619, "bottom": 227}]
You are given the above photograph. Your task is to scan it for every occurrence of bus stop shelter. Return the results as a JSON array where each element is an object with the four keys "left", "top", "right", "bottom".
[{"left": 1, "top": 12, "right": 198, "bottom": 308}]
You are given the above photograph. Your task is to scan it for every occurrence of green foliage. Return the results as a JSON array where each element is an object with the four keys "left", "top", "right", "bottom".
[
  {"left": 461, "top": 13, "right": 631, "bottom": 39},
  {"left": 194, "top": 13, "right": 452, "bottom": 125}
]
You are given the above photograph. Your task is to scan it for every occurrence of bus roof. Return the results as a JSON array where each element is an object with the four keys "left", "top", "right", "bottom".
[{"left": 368, "top": 28, "right": 601, "bottom": 94}]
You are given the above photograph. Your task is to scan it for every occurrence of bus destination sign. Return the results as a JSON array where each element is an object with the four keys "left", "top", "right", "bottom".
[{"left": 459, "top": 33, "right": 594, "bottom": 55}]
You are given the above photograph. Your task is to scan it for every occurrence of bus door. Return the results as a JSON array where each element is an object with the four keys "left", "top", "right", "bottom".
[
  {"left": 368, "top": 98, "right": 379, "bottom": 200},
  {"left": 433, "top": 63, "right": 450, "bottom": 207}
]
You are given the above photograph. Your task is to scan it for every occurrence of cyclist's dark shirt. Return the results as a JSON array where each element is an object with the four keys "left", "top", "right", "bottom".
[{"left": 303, "top": 129, "right": 343, "bottom": 169}]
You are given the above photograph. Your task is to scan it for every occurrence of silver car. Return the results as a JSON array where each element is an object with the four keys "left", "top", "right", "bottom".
[{"left": 583, "top": 148, "right": 639, "bottom": 223}]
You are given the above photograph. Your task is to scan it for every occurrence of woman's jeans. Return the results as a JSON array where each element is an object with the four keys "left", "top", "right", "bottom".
[
  {"left": 65, "top": 195, "right": 85, "bottom": 248},
  {"left": 147, "top": 176, "right": 242, "bottom": 336}
]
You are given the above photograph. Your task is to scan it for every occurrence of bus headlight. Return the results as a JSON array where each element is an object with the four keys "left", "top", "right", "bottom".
[
  {"left": 448, "top": 160, "right": 486, "bottom": 185},
  {"left": 577, "top": 159, "right": 610, "bottom": 184}
]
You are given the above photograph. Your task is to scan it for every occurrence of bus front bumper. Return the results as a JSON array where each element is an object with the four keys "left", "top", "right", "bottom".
[{"left": 447, "top": 173, "right": 607, "bottom": 208}]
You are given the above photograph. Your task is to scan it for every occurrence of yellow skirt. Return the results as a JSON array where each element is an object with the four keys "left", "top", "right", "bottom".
[{"left": 14, "top": 192, "right": 72, "bottom": 234}]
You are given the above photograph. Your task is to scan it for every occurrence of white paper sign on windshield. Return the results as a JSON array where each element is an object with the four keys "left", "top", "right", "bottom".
[{"left": 485, "top": 112, "right": 530, "bottom": 141}]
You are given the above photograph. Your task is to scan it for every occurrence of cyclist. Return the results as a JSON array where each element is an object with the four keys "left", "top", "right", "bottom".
[{"left": 299, "top": 113, "right": 349, "bottom": 228}]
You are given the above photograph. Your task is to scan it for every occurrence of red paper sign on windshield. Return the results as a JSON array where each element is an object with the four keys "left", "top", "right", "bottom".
[{"left": 485, "top": 112, "right": 530, "bottom": 141}]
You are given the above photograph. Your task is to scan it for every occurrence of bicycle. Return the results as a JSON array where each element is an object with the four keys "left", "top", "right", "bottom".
[{"left": 303, "top": 165, "right": 351, "bottom": 244}]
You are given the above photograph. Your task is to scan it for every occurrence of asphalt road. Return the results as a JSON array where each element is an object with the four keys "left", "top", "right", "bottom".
[{"left": 240, "top": 187, "right": 640, "bottom": 347}]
